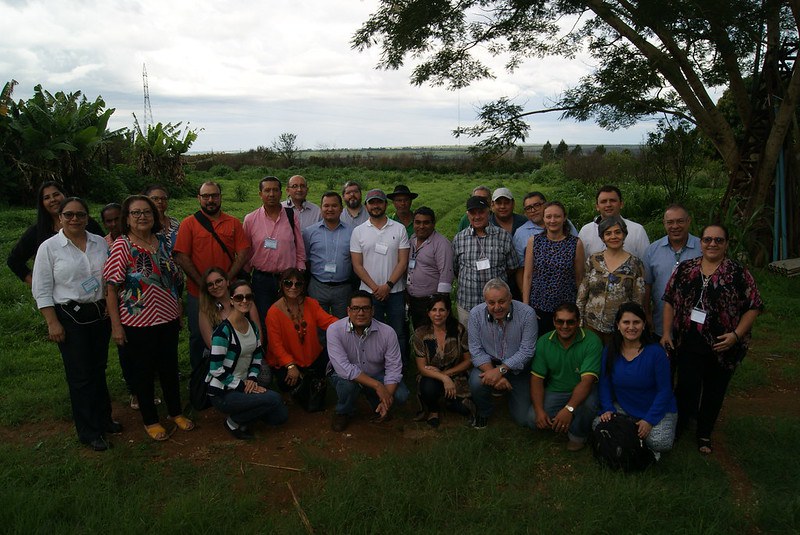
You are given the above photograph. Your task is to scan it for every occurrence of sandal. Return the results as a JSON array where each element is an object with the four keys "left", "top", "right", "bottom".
[
  {"left": 698, "top": 438, "right": 713, "bottom": 455},
  {"left": 169, "top": 415, "right": 195, "bottom": 431},
  {"left": 130, "top": 395, "right": 139, "bottom": 410},
  {"left": 144, "top": 423, "right": 174, "bottom": 441}
]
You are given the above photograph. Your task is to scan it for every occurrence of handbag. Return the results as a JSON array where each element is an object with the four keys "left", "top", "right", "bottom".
[
  {"left": 591, "top": 413, "right": 655, "bottom": 472},
  {"left": 290, "top": 369, "right": 328, "bottom": 413}
]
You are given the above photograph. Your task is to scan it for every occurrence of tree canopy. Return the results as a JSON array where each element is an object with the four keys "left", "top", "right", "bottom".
[{"left": 354, "top": 0, "right": 799, "bottom": 257}]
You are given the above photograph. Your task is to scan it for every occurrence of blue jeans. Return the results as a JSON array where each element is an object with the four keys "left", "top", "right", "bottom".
[
  {"left": 210, "top": 389, "right": 288, "bottom": 427},
  {"left": 329, "top": 372, "right": 409, "bottom": 416},
  {"left": 469, "top": 368, "right": 534, "bottom": 428},
  {"left": 252, "top": 270, "right": 280, "bottom": 329},
  {"left": 372, "top": 292, "right": 408, "bottom": 361},
  {"left": 541, "top": 387, "right": 598, "bottom": 442}
]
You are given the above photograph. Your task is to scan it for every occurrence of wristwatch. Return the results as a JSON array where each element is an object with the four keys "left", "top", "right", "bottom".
[
  {"left": 498, "top": 365, "right": 508, "bottom": 375},
  {"left": 386, "top": 280, "right": 395, "bottom": 289},
  {"left": 565, "top": 405, "right": 575, "bottom": 413}
]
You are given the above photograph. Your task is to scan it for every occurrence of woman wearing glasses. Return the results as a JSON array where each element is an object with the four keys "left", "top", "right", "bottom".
[
  {"left": 576, "top": 216, "right": 646, "bottom": 345},
  {"left": 661, "top": 224, "right": 763, "bottom": 455},
  {"left": 32, "top": 197, "right": 118, "bottom": 451},
  {"left": 104, "top": 195, "right": 193, "bottom": 441},
  {"left": 144, "top": 185, "right": 180, "bottom": 251},
  {"left": 208, "top": 280, "right": 288, "bottom": 439},
  {"left": 265, "top": 268, "right": 337, "bottom": 410}
]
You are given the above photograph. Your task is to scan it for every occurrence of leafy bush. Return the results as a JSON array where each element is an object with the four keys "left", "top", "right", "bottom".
[{"left": 209, "top": 164, "right": 233, "bottom": 177}]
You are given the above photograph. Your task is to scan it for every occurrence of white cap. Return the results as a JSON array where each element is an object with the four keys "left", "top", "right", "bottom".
[{"left": 492, "top": 187, "right": 514, "bottom": 201}]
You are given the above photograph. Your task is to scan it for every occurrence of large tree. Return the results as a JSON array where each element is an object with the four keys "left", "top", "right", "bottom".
[{"left": 354, "top": 0, "right": 799, "bottom": 258}]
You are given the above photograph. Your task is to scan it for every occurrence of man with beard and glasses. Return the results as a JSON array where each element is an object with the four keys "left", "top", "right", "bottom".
[
  {"left": 174, "top": 181, "right": 250, "bottom": 372},
  {"left": 340, "top": 180, "right": 369, "bottom": 228}
]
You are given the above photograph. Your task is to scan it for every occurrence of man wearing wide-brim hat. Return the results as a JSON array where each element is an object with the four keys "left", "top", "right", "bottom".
[{"left": 387, "top": 184, "right": 419, "bottom": 238}]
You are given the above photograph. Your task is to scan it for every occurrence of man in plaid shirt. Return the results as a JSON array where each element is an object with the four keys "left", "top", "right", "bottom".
[{"left": 453, "top": 196, "right": 519, "bottom": 327}]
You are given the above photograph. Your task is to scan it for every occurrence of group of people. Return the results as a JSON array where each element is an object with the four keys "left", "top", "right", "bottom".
[{"left": 11, "top": 177, "right": 762, "bottom": 460}]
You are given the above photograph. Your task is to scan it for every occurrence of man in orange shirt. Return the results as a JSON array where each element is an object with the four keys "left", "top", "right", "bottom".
[{"left": 174, "top": 181, "right": 250, "bottom": 371}]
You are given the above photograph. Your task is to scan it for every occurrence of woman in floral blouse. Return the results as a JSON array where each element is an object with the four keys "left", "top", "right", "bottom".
[
  {"left": 576, "top": 216, "right": 645, "bottom": 345},
  {"left": 661, "top": 224, "right": 762, "bottom": 455}
]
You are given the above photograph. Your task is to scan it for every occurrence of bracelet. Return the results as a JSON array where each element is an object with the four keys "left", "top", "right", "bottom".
[
  {"left": 287, "top": 363, "right": 297, "bottom": 370},
  {"left": 732, "top": 331, "right": 740, "bottom": 342}
]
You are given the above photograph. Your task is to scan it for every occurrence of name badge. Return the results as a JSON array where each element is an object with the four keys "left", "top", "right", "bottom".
[
  {"left": 81, "top": 276, "right": 100, "bottom": 294},
  {"left": 375, "top": 242, "right": 389, "bottom": 255},
  {"left": 408, "top": 259, "right": 416, "bottom": 269},
  {"left": 476, "top": 258, "right": 491, "bottom": 271},
  {"left": 690, "top": 307, "right": 707, "bottom": 325},
  {"left": 263, "top": 238, "right": 278, "bottom": 249},
  {"left": 324, "top": 262, "right": 337, "bottom": 273}
]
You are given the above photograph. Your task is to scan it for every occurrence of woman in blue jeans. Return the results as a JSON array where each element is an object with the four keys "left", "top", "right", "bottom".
[{"left": 208, "top": 280, "right": 288, "bottom": 439}]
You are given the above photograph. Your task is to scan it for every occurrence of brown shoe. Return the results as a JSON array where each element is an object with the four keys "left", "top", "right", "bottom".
[
  {"left": 332, "top": 413, "right": 350, "bottom": 432},
  {"left": 566, "top": 440, "right": 586, "bottom": 452}
]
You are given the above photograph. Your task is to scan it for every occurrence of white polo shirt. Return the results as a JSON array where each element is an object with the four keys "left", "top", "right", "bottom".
[
  {"left": 579, "top": 216, "right": 650, "bottom": 260},
  {"left": 350, "top": 218, "right": 410, "bottom": 293}
]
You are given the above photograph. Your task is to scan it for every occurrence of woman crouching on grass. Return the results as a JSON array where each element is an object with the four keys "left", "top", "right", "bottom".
[{"left": 208, "top": 280, "right": 288, "bottom": 440}]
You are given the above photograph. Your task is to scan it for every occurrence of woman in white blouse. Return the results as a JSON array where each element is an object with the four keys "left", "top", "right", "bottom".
[{"left": 32, "top": 197, "right": 120, "bottom": 452}]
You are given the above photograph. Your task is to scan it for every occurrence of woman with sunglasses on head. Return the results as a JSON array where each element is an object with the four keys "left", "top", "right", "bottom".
[
  {"left": 104, "top": 195, "right": 193, "bottom": 442},
  {"left": 661, "top": 224, "right": 763, "bottom": 455},
  {"left": 576, "top": 215, "right": 645, "bottom": 345},
  {"left": 8, "top": 181, "right": 103, "bottom": 286},
  {"left": 208, "top": 280, "right": 288, "bottom": 439},
  {"left": 32, "top": 197, "right": 119, "bottom": 451},
  {"left": 596, "top": 302, "right": 677, "bottom": 456},
  {"left": 265, "top": 268, "right": 337, "bottom": 410},
  {"left": 199, "top": 267, "right": 262, "bottom": 350}
]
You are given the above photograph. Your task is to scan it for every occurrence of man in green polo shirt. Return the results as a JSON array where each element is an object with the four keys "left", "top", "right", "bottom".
[{"left": 530, "top": 302, "right": 601, "bottom": 451}]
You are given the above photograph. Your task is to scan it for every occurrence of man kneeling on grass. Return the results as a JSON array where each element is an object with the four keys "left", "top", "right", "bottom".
[
  {"left": 327, "top": 290, "right": 409, "bottom": 432},
  {"left": 530, "top": 302, "right": 601, "bottom": 451}
]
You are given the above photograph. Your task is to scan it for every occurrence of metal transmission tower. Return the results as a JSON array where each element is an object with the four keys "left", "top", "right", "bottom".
[{"left": 142, "top": 63, "right": 154, "bottom": 129}]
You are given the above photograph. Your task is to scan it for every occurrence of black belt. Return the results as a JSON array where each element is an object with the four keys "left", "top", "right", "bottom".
[
  {"left": 312, "top": 276, "right": 349, "bottom": 287},
  {"left": 253, "top": 270, "right": 281, "bottom": 277}
]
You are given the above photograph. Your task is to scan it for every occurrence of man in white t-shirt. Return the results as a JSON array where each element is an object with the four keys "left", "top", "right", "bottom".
[
  {"left": 350, "top": 189, "right": 411, "bottom": 359},
  {"left": 578, "top": 185, "right": 650, "bottom": 260}
]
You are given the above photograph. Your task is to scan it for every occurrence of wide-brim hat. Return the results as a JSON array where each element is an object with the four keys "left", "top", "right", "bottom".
[{"left": 386, "top": 184, "right": 419, "bottom": 200}]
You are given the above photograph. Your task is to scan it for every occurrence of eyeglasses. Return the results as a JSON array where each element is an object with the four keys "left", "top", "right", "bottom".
[
  {"left": 524, "top": 202, "right": 545, "bottom": 212},
  {"left": 283, "top": 279, "right": 303, "bottom": 288},
  {"left": 199, "top": 193, "right": 221, "bottom": 200},
  {"left": 231, "top": 293, "right": 255, "bottom": 302},
  {"left": 206, "top": 278, "right": 226, "bottom": 289},
  {"left": 61, "top": 211, "right": 88, "bottom": 220},
  {"left": 554, "top": 318, "right": 577, "bottom": 326},
  {"left": 129, "top": 210, "right": 153, "bottom": 219},
  {"left": 149, "top": 196, "right": 168, "bottom": 203},
  {"left": 701, "top": 236, "right": 727, "bottom": 244},
  {"left": 288, "top": 184, "right": 308, "bottom": 189},
  {"left": 349, "top": 305, "right": 373, "bottom": 313}
]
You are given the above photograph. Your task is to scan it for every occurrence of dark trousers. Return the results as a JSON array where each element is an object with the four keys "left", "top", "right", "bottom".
[
  {"left": 418, "top": 376, "right": 471, "bottom": 416},
  {"left": 124, "top": 320, "right": 182, "bottom": 426},
  {"left": 252, "top": 270, "right": 280, "bottom": 329},
  {"left": 675, "top": 343, "right": 734, "bottom": 440},
  {"left": 407, "top": 293, "right": 433, "bottom": 332},
  {"left": 372, "top": 291, "right": 409, "bottom": 363},
  {"left": 186, "top": 293, "right": 206, "bottom": 372},
  {"left": 55, "top": 308, "right": 113, "bottom": 444},
  {"left": 535, "top": 309, "right": 554, "bottom": 339},
  {"left": 117, "top": 344, "right": 135, "bottom": 394}
]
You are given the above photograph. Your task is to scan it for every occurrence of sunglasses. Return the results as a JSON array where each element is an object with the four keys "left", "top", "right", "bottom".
[
  {"left": 701, "top": 236, "right": 727, "bottom": 244},
  {"left": 283, "top": 279, "right": 303, "bottom": 288},
  {"left": 231, "top": 293, "right": 255, "bottom": 303},
  {"left": 554, "top": 319, "right": 577, "bottom": 326},
  {"left": 61, "top": 211, "right": 88, "bottom": 220}
]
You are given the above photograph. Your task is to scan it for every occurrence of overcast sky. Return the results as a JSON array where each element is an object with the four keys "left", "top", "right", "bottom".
[{"left": 2, "top": 0, "right": 655, "bottom": 152}]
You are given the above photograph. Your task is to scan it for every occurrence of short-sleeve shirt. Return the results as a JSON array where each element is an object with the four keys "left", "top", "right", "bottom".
[
  {"left": 452, "top": 225, "right": 519, "bottom": 311},
  {"left": 350, "top": 218, "right": 410, "bottom": 293},
  {"left": 242, "top": 206, "right": 306, "bottom": 274},
  {"left": 173, "top": 212, "right": 249, "bottom": 296},
  {"left": 530, "top": 328, "right": 602, "bottom": 393},
  {"left": 579, "top": 216, "right": 650, "bottom": 260}
]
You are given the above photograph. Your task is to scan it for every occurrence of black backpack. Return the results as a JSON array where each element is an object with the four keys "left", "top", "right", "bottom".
[{"left": 591, "top": 414, "right": 656, "bottom": 472}]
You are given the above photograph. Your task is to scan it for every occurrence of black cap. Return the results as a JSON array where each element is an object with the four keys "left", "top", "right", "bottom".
[{"left": 466, "top": 196, "right": 490, "bottom": 211}]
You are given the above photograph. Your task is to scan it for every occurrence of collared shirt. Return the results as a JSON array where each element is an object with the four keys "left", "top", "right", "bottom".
[
  {"left": 512, "top": 219, "right": 579, "bottom": 265},
  {"left": 489, "top": 212, "right": 528, "bottom": 237},
  {"left": 302, "top": 220, "right": 353, "bottom": 283},
  {"left": 173, "top": 211, "right": 249, "bottom": 296},
  {"left": 242, "top": 206, "right": 306, "bottom": 273},
  {"left": 452, "top": 225, "right": 519, "bottom": 311},
  {"left": 530, "top": 328, "right": 602, "bottom": 393},
  {"left": 579, "top": 216, "right": 650, "bottom": 260},
  {"left": 32, "top": 230, "right": 109, "bottom": 308},
  {"left": 643, "top": 234, "right": 702, "bottom": 335},
  {"left": 282, "top": 198, "right": 321, "bottom": 230},
  {"left": 326, "top": 317, "right": 403, "bottom": 384},
  {"left": 350, "top": 218, "right": 410, "bottom": 293},
  {"left": 406, "top": 230, "right": 454, "bottom": 297},
  {"left": 468, "top": 301, "right": 537, "bottom": 372},
  {"left": 340, "top": 206, "right": 369, "bottom": 228},
  {"left": 389, "top": 213, "right": 414, "bottom": 237}
]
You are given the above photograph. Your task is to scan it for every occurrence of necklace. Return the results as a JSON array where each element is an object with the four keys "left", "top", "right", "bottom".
[
  {"left": 129, "top": 232, "right": 156, "bottom": 253},
  {"left": 284, "top": 297, "right": 307, "bottom": 344}
]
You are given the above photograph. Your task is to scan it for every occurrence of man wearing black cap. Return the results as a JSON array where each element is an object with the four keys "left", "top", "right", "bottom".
[
  {"left": 387, "top": 184, "right": 418, "bottom": 237},
  {"left": 452, "top": 196, "right": 519, "bottom": 328}
]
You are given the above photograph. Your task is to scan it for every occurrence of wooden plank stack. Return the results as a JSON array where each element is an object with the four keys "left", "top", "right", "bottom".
[{"left": 768, "top": 258, "right": 800, "bottom": 277}]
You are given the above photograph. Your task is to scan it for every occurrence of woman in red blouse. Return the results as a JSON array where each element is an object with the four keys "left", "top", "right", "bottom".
[
  {"left": 265, "top": 268, "right": 337, "bottom": 410},
  {"left": 104, "top": 195, "right": 194, "bottom": 441}
]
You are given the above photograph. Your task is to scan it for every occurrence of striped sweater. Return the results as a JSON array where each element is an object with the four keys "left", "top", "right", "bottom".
[{"left": 207, "top": 318, "right": 263, "bottom": 395}]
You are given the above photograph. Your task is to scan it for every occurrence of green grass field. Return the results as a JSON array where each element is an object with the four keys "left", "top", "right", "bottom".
[{"left": 0, "top": 171, "right": 798, "bottom": 533}]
